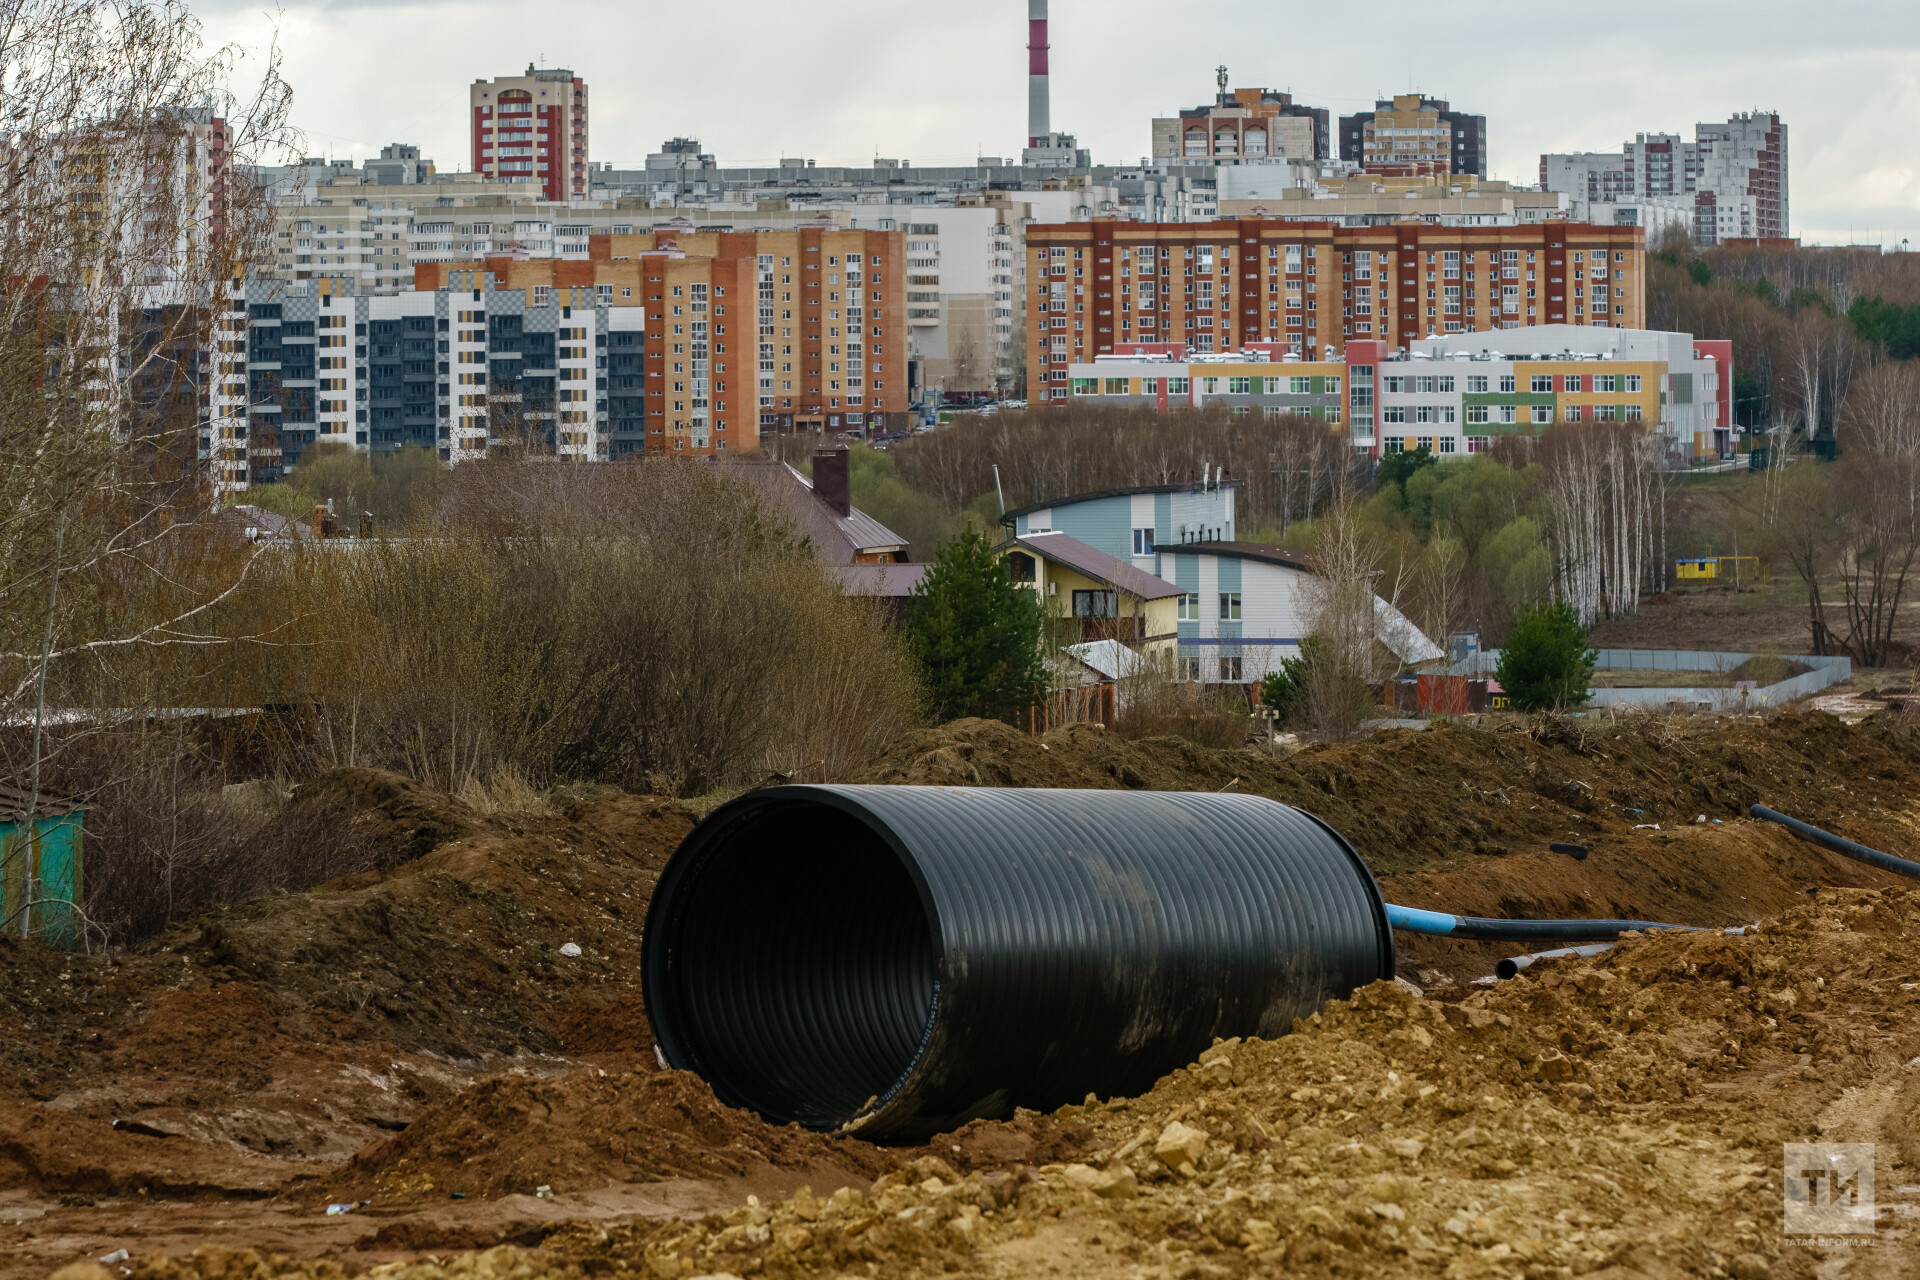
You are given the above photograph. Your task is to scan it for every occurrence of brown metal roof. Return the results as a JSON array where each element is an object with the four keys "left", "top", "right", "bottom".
[
  {"left": 1006, "top": 532, "right": 1183, "bottom": 600},
  {"left": 0, "top": 781, "right": 83, "bottom": 825},
  {"left": 727, "top": 460, "right": 910, "bottom": 564},
  {"left": 1183, "top": 540, "right": 1317, "bottom": 574},
  {"left": 998, "top": 480, "right": 1239, "bottom": 527}
]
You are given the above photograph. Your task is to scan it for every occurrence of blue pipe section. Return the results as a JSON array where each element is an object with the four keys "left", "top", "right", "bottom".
[{"left": 1385, "top": 902, "right": 1693, "bottom": 942}]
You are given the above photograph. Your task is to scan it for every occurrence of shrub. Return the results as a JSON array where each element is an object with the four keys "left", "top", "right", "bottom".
[
  {"left": 1497, "top": 598, "right": 1597, "bottom": 711},
  {"left": 1258, "top": 653, "right": 1309, "bottom": 728}
]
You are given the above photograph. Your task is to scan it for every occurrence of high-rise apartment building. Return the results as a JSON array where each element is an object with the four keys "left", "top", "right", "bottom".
[
  {"left": 469, "top": 65, "right": 589, "bottom": 201},
  {"left": 364, "top": 143, "right": 433, "bottom": 186},
  {"left": 1151, "top": 69, "right": 1330, "bottom": 165},
  {"left": 1339, "top": 95, "right": 1487, "bottom": 179},
  {"left": 1539, "top": 152, "right": 1629, "bottom": 204},
  {"left": 417, "top": 223, "right": 909, "bottom": 451},
  {"left": 1024, "top": 217, "right": 1645, "bottom": 399},
  {"left": 1540, "top": 112, "right": 1787, "bottom": 246}
]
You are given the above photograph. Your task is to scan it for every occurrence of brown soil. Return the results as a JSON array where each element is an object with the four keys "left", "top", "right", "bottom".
[
  {"left": 112, "top": 887, "right": 1920, "bottom": 1280},
  {"left": 328, "top": 1069, "right": 896, "bottom": 1201},
  {"left": 1585, "top": 589, "right": 1819, "bottom": 653},
  {"left": 0, "top": 769, "right": 695, "bottom": 1210},
  {"left": 10, "top": 716, "right": 1920, "bottom": 1278}
]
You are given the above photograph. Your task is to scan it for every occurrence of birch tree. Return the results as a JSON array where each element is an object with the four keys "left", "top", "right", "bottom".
[{"left": 0, "top": 0, "right": 295, "bottom": 942}]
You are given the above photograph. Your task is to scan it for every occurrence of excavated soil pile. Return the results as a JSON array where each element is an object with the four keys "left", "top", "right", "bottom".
[
  {"left": 861, "top": 713, "right": 1920, "bottom": 984},
  {"left": 326, "top": 1069, "right": 898, "bottom": 1201},
  {"left": 0, "top": 770, "right": 693, "bottom": 1199},
  {"left": 327, "top": 1076, "right": 1096, "bottom": 1208},
  {"left": 120, "top": 886, "right": 1920, "bottom": 1279},
  {"left": 857, "top": 713, "right": 1920, "bottom": 874}
]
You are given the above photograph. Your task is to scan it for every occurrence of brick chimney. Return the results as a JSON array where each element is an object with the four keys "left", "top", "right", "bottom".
[{"left": 813, "top": 446, "right": 851, "bottom": 517}]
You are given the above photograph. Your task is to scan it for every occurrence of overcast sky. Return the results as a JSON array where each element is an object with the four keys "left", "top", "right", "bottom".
[{"left": 201, "top": 0, "right": 1920, "bottom": 248}]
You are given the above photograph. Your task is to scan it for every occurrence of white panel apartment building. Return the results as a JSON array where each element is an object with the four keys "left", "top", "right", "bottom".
[{"left": 1540, "top": 112, "right": 1788, "bottom": 246}]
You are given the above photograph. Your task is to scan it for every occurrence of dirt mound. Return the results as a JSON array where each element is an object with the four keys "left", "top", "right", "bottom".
[
  {"left": 153, "top": 781, "right": 692, "bottom": 1060},
  {"left": 265, "top": 767, "right": 480, "bottom": 875},
  {"left": 331, "top": 1069, "right": 896, "bottom": 1202},
  {"left": 859, "top": 713, "right": 1920, "bottom": 875},
  {"left": 144, "top": 887, "right": 1920, "bottom": 1279},
  {"left": 0, "top": 775, "right": 696, "bottom": 1220}
]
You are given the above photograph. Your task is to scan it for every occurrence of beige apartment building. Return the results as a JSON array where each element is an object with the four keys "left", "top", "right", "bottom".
[{"left": 469, "top": 65, "right": 589, "bottom": 201}]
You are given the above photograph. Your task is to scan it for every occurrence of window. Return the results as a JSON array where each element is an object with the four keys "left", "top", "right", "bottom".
[
  {"left": 1499, "top": 374, "right": 1516, "bottom": 393},
  {"left": 1466, "top": 405, "right": 1490, "bottom": 424},
  {"left": 1564, "top": 375, "right": 1584, "bottom": 393},
  {"left": 1104, "top": 377, "right": 1128, "bottom": 394},
  {"left": 1438, "top": 437, "right": 1457, "bottom": 454},
  {"left": 1228, "top": 377, "right": 1251, "bottom": 394},
  {"left": 1070, "top": 377, "right": 1097, "bottom": 394},
  {"left": 1289, "top": 375, "right": 1310, "bottom": 394},
  {"left": 1594, "top": 405, "right": 1618, "bottom": 422},
  {"left": 1219, "top": 592, "right": 1241, "bottom": 621},
  {"left": 1182, "top": 656, "right": 1202, "bottom": 682},
  {"left": 1565, "top": 405, "right": 1583, "bottom": 422},
  {"left": 1383, "top": 406, "right": 1407, "bottom": 424},
  {"left": 1132, "top": 528, "right": 1155, "bottom": 556},
  {"left": 1167, "top": 378, "right": 1189, "bottom": 394},
  {"left": 1530, "top": 375, "right": 1553, "bottom": 394},
  {"left": 1218, "top": 656, "right": 1243, "bottom": 682},
  {"left": 1141, "top": 377, "right": 1159, "bottom": 394},
  {"left": 1006, "top": 551, "right": 1036, "bottom": 582},
  {"left": 1177, "top": 593, "right": 1200, "bottom": 622},
  {"left": 1626, "top": 404, "right": 1643, "bottom": 422},
  {"left": 1531, "top": 405, "right": 1553, "bottom": 425},
  {"left": 1466, "top": 376, "right": 1488, "bottom": 393},
  {"left": 1499, "top": 405, "right": 1517, "bottom": 425},
  {"left": 1625, "top": 374, "right": 1642, "bottom": 392}
]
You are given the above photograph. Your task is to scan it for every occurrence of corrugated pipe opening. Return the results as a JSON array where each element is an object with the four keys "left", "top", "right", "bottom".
[
  {"left": 644, "top": 785, "right": 1393, "bottom": 1141},
  {"left": 663, "top": 802, "right": 936, "bottom": 1130}
]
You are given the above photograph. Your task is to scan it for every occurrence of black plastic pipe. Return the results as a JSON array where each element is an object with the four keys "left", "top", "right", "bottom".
[
  {"left": 1749, "top": 804, "right": 1920, "bottom": 880},
  {"left": 1384, "top": 903, "right": 1692, "bottom": 941},
  {"left": 1495, "top": 943, "right": 1614, "bottom": 980},
  {"left": 642, "top": 785, "right": 1393, "bottom": 1140}
]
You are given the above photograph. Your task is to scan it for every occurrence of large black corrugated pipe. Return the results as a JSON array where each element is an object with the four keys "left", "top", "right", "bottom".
[
  {"left": 1749, "top": 804, "right": 1920, "bottom": 880},
  {"left": 642, "top": 784, "right": 1394, "bottom": 1141}
]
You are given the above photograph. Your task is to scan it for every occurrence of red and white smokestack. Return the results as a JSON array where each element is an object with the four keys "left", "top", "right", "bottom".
[{"left": 1027, "top": 0, "right": 1050, "bottom": 147}]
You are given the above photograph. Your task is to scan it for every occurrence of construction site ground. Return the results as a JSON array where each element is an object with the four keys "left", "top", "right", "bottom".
[{"left": 6, "top": 711, "right": 1920, "bottom": 1279}]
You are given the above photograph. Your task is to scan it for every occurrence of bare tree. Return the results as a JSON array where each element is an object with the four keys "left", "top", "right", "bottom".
[
  {"left": 1831, "top": 362, "right": 1920, "bottom": 666},
  {"left": 1298, "top": 502, "right": 1385, "bottom": 738},
  {"left": 0, "top": 0, "right": 295, "bottom": 942},
  {"left": 1540, "top": 424, "right": 1660, "bottom": 624}
]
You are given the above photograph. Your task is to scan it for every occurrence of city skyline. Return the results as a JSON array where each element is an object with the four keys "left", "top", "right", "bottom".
[{"left": 198, "top": 0, "right": 1920, "bottom": 248}]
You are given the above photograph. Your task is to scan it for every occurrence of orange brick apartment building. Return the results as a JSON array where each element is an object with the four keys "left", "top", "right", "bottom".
[
  {"left": 418, "top": 223, "right": 909, "bottom": 454},
  {"left": 1025, "top": 218, "right": 1644, "bottom": 400}
]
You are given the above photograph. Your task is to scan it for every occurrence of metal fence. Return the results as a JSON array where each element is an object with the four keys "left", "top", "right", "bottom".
[{"left": 1454, "top": 647, "right": 1852, "bottom": 711}]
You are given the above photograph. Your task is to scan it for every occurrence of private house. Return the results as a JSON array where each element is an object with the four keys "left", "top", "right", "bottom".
[
  {"left": 1166, "top": 541, "right": 1442, "bottom": 683},
  {"left": 1000, "top": 531, "right": 1182, "bottom": 661},
  {"left": 1002, "top": 481, "right": 1441, "bottom": 685},
  {"left": 737, "top": 445, "right": 911, "bottom": 566}
]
